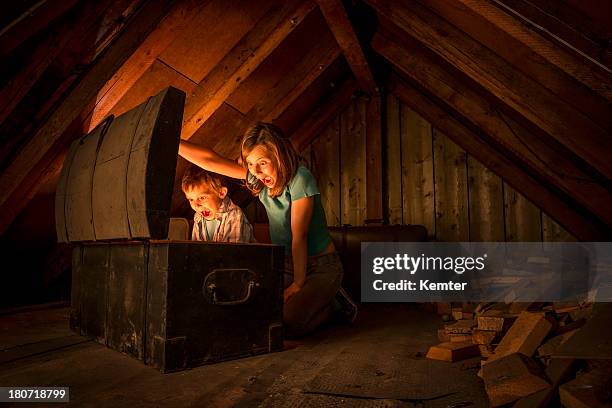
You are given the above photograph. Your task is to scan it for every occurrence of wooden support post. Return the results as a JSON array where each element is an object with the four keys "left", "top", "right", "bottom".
[
  {"left": 316, "top": 0, "right": 382, "bottom": 220},
  {"left": 0, "top": 0, "right": 174, "bottom": 235},
  {"left": 365, "top": 94, "right": 383, "bottom": 223},
  {"left": 316, "top": 0, "right": 378, "bottom": 95},
  {"left": 390, "top": 77, "right": 609, "bottom": 240}
]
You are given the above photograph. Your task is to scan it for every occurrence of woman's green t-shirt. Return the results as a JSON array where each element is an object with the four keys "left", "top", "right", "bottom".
[{"left": 248, "top": 166, "right": 332, "bottom": 256}]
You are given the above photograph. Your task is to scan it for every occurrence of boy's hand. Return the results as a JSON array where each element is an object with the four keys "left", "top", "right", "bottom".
[{"left": 284, "top": 282, "right": 302, "bottom": 303}]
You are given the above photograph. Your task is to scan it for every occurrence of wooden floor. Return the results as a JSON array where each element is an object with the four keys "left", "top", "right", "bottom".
[{"left": 0, "top": 304, "right": 488, "bottom": 407}]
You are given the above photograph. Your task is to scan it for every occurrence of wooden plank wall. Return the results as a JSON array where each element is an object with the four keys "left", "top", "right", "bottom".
[
  {"left": 385, "top": 94, "right": 575, "bottom": 242},
  {"left": 246, "top": 94, "right": 576, "bottom": 242}
]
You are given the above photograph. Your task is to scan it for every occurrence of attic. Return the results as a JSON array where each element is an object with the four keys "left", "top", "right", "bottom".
[{"left": 1, "top": 0, "right": 611, "bottom": 406}]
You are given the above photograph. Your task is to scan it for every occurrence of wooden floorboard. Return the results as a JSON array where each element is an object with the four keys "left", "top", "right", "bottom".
[{"left": 0, "top": 305, "right": 487, "bottom": 407}]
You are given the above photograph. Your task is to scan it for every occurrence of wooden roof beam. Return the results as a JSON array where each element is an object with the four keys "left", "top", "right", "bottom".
[
  {"left": 0, "top": 0, "right": 118, "bottom": 125},
  {"left": 88, "top": 0, "right": 204, "bottom": 131},
  {"left": 291, "top": 77, "right": 357, "bottom": 151},
  {"left": 315, "top": 0, "right": 378, "bottom": 95},
  {"left": 372, "top": 32, "right": 612, "bottom": 230},
  {"left": 181, "top": 0, "right": 317, "bottom": 141},
  {"left": 316, "top": 0, "right": 383, "bottom": 220},
  {"left": 0, "top": 0, "right": 79, "bottom": 56},
  {"left": 0, "top": 0, "right": 174, "bottom": 235},
  {"left": 367, "top": 0, "right": 612, "bottom": 181},
  {"left": 453, "top": 0, "right": 612, "bottom": 99},
  {"left": 420, "top": 0, "right": 612, "bottom": 131},
  {"left": 264, "top": 46, "right": 341, "bottom": 122},
  {"left": 207, "top": 41, "right": 345, "bottom": 156},
  {"left": 212, "top": 42, "right": 342, "bottom": 153},
  {"left": 391, "top": 76, "right": 608, "bottom": 241},
  {"left": 493, "top": 0, "right": 612, "bottom": 70}
]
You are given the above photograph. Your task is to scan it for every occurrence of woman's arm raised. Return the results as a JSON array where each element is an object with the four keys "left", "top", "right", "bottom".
[{"left": 179, "top": 140, "right": 245, "bottom": 179}]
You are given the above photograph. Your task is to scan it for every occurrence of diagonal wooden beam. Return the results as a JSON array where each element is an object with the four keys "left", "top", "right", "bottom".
[
  {"left": 0, "top": 0, "right": 174, "bottom": 235},
  {"left": 372, "top": 32, "right": 612, "bottom": 230},
  {"left": 0, "top": 0, "right": 117, "bottom": 125},
  {"left": 366, "top": 0, "right": 612, "bottom": 181},
  {"left": 493, "top": 0, "right": 612, "bottom": 70},
  {"left": 291, "top": 77, "right": 357, "bottom": 151},
  {"left": 316, "top": 0, "right": 383, "bottom": 220},
  {"left": 181, "top": 0, "right": 307, "bottom": 127},
  {"left": 207, "top": 41, "right": 343, "bottom": 161},
  {"left": 264, "top": 46, "right": 341, "bottom": 122},
  {"left": 315, "top": 0, "right": 378, "bottom": 95},
  {"left": 181, "top": 0, "right": 317, "bottom": 141},
  {"left": 450, "top": 0, "right": 611, "bottom": 100},
  {"left": 0, "top": 0, "right": 79, "bottom": 56},
  {"left": 88, "top": 0, "right": 204, "bottom": 131},
  {"left": 420, "top": 0, "right": 612, "bottom": 131},
  {"left": 391, "top": 76, "right": 609, "bottom": 241}
]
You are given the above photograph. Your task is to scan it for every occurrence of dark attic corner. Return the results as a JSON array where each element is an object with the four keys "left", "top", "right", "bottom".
[{"left": 0, "top": 0, "right": 611, "bottom": 407}]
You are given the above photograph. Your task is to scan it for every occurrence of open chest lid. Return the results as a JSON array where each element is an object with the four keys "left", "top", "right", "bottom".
[{"left": 55, "top": 87, "right": 185, "bottom": 243}]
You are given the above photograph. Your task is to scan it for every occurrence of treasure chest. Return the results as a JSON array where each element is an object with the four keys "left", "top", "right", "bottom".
[{"left": 55, "top": 87, "right": 284, "bottom": 372}]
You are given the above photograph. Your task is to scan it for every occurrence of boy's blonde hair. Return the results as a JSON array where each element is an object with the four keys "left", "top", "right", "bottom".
[
  {"left": 240, "top": 122, "right": 299, "bottom": 198},
  {"left": 181, "top": 166, "right": 227, "bottom": 195}
]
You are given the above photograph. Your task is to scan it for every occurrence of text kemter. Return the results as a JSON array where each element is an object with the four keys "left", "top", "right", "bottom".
[{"left": 373, "top": 280, "right": 468, "bottom": 291}]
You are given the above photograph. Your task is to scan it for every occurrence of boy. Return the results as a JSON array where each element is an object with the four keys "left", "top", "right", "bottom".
[{"left": 182, "top": 166, "right": 255, "bottom": 243}]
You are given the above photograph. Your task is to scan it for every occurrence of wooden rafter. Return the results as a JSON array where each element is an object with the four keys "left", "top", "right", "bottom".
[
  {"left": 0, "top": 0, "right": 119, "bottom": 125},
  {"left": 366, "top": 0, "right": 612, "bottom": 182},
  {"left": 420, "top": 0, "right": 612, "bottom": 131},
  {"left": 316, "top": 0, "right": 383, "bottom": 220},
  {"left": 180, "top": 0, "right": 304, "bottom": 127},
  {"left": 88, "top": 0, "right": 204, "bottom": 131},
  {"left": 291, "top": 78, "right": 357, "bottom": 151},
  {"left": 208, "top": 49, "right": 347, "bottom": 158},
  {"left": 315, "top": 0, "right": 377, "bottom": 95},
  {"left": 451, "top": 0, "right": 612, "bottom": 100},
  {"left": 264, "top": 46, "right": 341, "bottom": 122},
  {"left": 181, "top": 0, "right": 317, "bottom": 141},
  {"left": 0, "top": 0, "right": 174, "bottom": 235},
  {"left": 372, "top": 33, "right": 612, "bottom": 229},
  {"left": 0, "top": 0, "right": 79, "bottom": 56},
  {"left": 391, "top": 76, "right": 608, "bottom": 241},
  {"left": 493, "top": 0, "right": 612, "bottom": 70}
]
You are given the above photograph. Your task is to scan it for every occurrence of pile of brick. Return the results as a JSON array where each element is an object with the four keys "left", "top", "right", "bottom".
[{"left": 424, "top": 301, "right": 612, "bottom": 407}]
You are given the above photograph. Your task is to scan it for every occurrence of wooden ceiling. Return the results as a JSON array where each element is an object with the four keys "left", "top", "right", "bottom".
[
  {"left": 0, "top": 0, "right": 610, "bottom": 239},
  {"left": 368, "top": 0, "right": 612, "bottom": 240}
]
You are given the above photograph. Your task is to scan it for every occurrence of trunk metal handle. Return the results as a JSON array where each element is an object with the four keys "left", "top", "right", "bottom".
[
  {"left": 203, "top": 268, "right": 258, "bottom": 305},
  {"left": 206, "top": 281, "right": 257, "bottom": 305}
]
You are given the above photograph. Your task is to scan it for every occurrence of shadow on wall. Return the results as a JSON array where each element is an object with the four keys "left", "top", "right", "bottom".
[{"left": 0, "top": 193, "right": 71, "bottom": 309}]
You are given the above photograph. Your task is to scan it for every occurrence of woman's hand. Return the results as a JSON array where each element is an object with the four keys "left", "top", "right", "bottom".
[{"left": 284, "top": 282, "right": 302, "bottom": 303}]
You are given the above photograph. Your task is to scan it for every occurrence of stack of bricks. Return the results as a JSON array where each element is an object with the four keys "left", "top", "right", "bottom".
[{"left": 424, "top": 300, "right": 612, "bottom": 407}]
